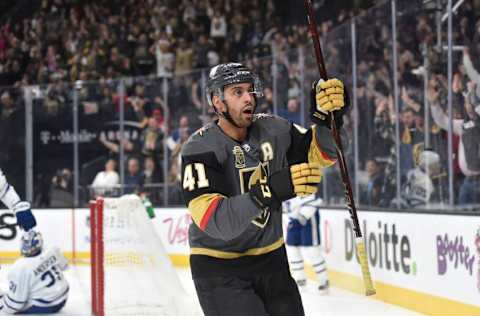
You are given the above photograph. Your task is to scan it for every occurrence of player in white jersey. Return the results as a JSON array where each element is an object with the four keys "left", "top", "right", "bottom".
[
  {"left": 0, "top": 168, "right": 36, "bottom": 231},
  {"left": 0, "top": 231, "right": 69, "bottom": 314},
  {"left": 395, "top": 148, "right": 442, "bottom": 208},
  {"left": 284, "top": 194, "right": 329, "bottom": 293}
]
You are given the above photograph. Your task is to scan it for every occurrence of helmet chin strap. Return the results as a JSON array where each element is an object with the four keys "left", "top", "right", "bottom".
[{"left": 216, "top": 99, "right": 242, "bottom": 128}]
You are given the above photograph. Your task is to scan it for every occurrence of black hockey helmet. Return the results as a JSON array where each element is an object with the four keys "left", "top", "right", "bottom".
[{"left": 206, "top": 63, "right": 263, "bottom": 107}]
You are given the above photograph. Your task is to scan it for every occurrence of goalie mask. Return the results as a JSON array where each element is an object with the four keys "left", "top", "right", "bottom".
[
  {"left": 206, "top": 63, "right": 263, "bottom": 125},
  {"left": 21, "top": 230, "right": 43, "bottom": 257}
]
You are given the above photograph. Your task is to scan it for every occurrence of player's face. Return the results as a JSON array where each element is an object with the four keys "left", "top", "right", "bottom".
[{"left": 222, "top": 82, "right": 256, "bottom": 127}]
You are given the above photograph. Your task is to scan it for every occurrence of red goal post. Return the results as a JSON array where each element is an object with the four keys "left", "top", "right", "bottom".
[{"left": 89, "top": 195, "right": 201, "bottom": 316}]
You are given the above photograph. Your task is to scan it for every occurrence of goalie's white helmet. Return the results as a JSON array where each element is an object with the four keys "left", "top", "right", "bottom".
[{"left": 21, "top": 230, "right": 43, "bottom": 257}]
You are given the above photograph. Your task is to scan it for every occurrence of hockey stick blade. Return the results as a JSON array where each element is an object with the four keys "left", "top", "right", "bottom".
[{"left": 356, "top": 237, "right": 376, "bottom": 296}]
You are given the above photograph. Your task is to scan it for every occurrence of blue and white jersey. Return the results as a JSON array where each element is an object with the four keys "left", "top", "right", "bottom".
[
  {"left": 284, "top": 195, "right": 322, "bottom": 247},
  {"left": 0, "top": 247, "right": 69, "bottom": 314},
  {"left": 0, "top": 168, "right": 21, "bottom": 210}
]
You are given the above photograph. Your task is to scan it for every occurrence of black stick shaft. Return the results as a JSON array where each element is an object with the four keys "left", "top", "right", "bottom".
[{"left": 303, "top": 0, "right": 362, "bottom": 238}]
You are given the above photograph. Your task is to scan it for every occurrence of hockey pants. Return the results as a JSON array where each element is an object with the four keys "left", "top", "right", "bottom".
[{"left": 193, "top": 270, "right": 305, "bottom": 316}]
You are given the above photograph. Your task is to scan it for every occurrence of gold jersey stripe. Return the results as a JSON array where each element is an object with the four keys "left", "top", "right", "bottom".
[
  {"left": 190, "top": 237, "right": 284, "bottom": 259},
  {"left": 308, "top": 126, "right": 337, "bottom": 169},
  {"left": 188, "top": 193, "right": 225, "bottom": 227}
]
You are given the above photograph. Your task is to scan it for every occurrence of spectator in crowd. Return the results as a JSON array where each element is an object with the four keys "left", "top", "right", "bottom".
[
  {"left": 142, "top": 156, "right": 163, "bottom": 204},
  {"left": 258, "top": 86, "right": 274, "bottom": 114},
  {"left": 210, "top": 10, "right": 227, "bottom": 52},
  {"left": 133, "top": 34, "right": 155, "bottom": 76},
  {"left": 363, "top": 159, "right": 385, "bottom": 206},
  {"left": 0, "top": 90, "right": 16, "bottom": 119},
  {"left": 141, "top": 117, "right": 165, "bottom": 158},
  {"left": 175, "top": 38, "right": 194, "bottom": 75},
  {"left": 428, "top": 79, "right": 480, "bottom": 205},
  {"left": 50, "top": 168, "right": 73, "bottom": 207},
  {"left": 124, "top": 157, "right": 143, "bottom": 194},
  {"left": 166, "top": 115, "right": 193, "bottom": 152},
  {"left": 99, "top": 133, "right": 139, "bottom": 158},
  {"left": 279, "top": 98, "right": 302, "bottom": 125},
  {"left": 463, "top": 46, "right": 480, "bottom": 99},
  {"left": 143, "top": 156, "right": 163, "bottom": 185},
  {"left": 126, "top": 83, "right": 152, "bottom": 129},
  {"left": 152, "top": 35, "right": 174, "bottom": 78},
  {"left": 194, "top": 34, "right": 212, "bottom": 69},
  {"left": 91, "top": 158, "right": 119, "bottom": 196}
]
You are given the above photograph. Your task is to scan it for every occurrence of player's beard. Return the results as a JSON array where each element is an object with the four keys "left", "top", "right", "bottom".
[{"left": 223, "top": 100, "right": 254, "bottom": 128}]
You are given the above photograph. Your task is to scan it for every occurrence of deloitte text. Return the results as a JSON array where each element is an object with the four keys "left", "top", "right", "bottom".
[{"left": 345, "top": 220, "right": 413, "bottom": 274}]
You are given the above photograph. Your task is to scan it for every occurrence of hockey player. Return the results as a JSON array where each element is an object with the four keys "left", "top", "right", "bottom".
[
  {"left": 394, "top": 147, "right": 443, "bottom": 208},
  {"left": 0, "top": 230, "right": 69, "bottom": 314},
  {"left": 0, "top": 168, "right": 37, "bottom": 231},
  {"left": 181, "top": 62, "right": 347, "bottom": 316},
  {"left": 284, "top": 194, "right": 329, "bottom": 293}
]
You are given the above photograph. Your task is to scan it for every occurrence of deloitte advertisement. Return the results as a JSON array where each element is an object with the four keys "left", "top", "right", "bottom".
[
  {"left": 2, "top": 207, "right": 479, "bottom": 315},
  {"left": 319, "top": 209, "right": 480, "bottom": 311}
]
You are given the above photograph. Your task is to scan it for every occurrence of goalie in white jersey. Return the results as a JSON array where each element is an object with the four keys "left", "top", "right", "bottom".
[
  {"left": 284, "top": 194, "right": 329, "bottom": 293},
  {"left": 0, "top": 231, "right": 69, "bottom": 314}
]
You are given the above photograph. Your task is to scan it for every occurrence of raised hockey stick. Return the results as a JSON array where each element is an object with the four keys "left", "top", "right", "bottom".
[{"left": 303, "top": 0, "right": 376, "bottom": 296}]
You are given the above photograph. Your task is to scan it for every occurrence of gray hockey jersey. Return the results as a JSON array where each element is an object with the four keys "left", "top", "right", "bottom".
[{"left": 181, "top": 114, "right": 337, "bottom": 275}]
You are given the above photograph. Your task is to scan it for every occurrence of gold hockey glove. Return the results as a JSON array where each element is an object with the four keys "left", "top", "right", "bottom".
[
  {"left": 310, "top": 78, "right": 349, "bottom": 128},
  {"left": 290, "top": 162, "right": 322, "bottom": 196},
  {"left": 248, "top": 163, "right": 322, "bottom": 211}
]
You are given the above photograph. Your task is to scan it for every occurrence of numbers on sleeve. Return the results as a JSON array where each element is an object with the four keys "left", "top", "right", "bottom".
[{"left": 183, "top": 163, "right": 210, "bottom": 191}]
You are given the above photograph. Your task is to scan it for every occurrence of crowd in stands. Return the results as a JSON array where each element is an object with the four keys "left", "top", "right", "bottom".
[
  {"left": 0, "top": 0, "right": 479, "bottom": 208},
  {"left": 349, "top": 0, "right": 480, "bottom": 208}
]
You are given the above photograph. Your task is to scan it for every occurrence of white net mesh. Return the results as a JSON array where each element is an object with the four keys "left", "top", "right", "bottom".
[{"left": 98, "top": 195, "right": 198, "bottom": 316}]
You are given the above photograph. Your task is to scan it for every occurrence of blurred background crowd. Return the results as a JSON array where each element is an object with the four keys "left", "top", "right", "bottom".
[{"left": 1, "top": 0, "right": 479, "bottom": 210}]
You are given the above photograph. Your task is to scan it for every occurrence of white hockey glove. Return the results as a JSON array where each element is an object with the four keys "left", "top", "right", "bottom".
[
  {"left": 289, "top": 208, "right": 307, "bottom": 226},
  {"left": 299, "top": 198, "right": 324, "bottom": 219}
]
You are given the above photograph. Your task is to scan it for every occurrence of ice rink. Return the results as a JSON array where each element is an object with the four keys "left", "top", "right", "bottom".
[{"left": 0, "top": 264, "right": 424, "bottom": 315}]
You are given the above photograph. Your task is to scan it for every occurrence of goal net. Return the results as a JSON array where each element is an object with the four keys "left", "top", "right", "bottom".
[{"left": 90, "top": 194, "right": 200, "bottom": 316}]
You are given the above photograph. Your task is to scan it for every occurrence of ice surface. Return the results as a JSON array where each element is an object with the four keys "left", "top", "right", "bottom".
[{"left": 0, "top": 265, "right": 423, "bottom": 315}]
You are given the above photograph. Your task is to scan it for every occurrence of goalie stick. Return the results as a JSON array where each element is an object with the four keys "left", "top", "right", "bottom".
[{"left": 303, "top": 0, "right": 376, "bottom": 296}]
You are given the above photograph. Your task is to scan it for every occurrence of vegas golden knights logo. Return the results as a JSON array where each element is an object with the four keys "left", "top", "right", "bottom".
[
  {"left": 232, "top": 146, "right": 246, "bottom": 169},
  {"left": 239, "top": 162, "right": 270, "bottom": 228}
]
